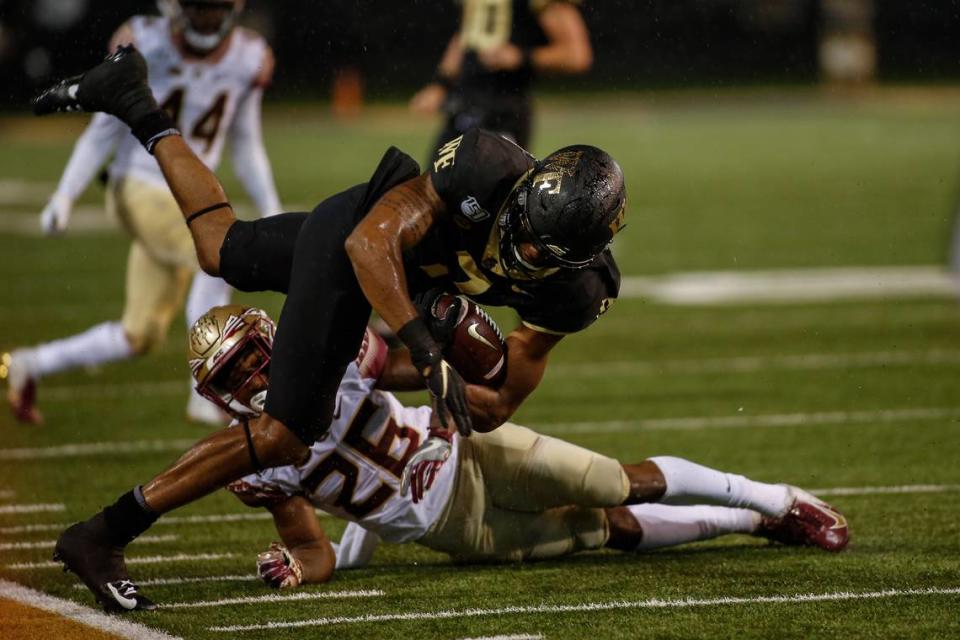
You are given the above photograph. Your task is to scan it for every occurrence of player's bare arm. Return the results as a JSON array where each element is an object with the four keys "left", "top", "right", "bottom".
[
  {"left": 346, "top": 173, "right": 445, "bottom": 332},
  {"left": 108, "top": 21, "right": 136, "bottom": 52},
  {"left": 152, "top": 135, "right": 236, "bottom": 274},
  {"left": 466, "top": 325, "right": 562, "bottom": 432},
  {"left": 477, "top": 3, "right": 591, "bottom": 73},
  {"left": 534, "top": 2, "right": 593, "bottom": 73},
  {"left": 376, "top": 348, "right": 425, "bottom": 392},
  {"left": 347, "top": 173, "right": 472, "bottom": 437},
  {"left": 266, "top": 496, "right": 335, "bottom": 586},
  {"left": 410, "top": 34, "right": 463, "bottom": 114}
]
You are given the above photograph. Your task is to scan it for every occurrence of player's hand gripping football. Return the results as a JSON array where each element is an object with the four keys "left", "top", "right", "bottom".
[
  {"left": 400, "top": 428, "right": 452, "bottom": 503},
  {"left": 33, "top": 45, "right": 176, "bottom": 152},
  {"left": 414, "top": 289, "right": 463, "bottom": 350},
  {"left": 397, "top": 316, "right": 472, "bottom": 438},
  {"left": 256, "top": 542, "right": 303, "bottom": 589}
]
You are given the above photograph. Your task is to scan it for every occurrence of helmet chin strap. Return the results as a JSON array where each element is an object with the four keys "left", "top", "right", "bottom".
[{"left": 249, "top": 390, "right": 267, "bottom": 413}]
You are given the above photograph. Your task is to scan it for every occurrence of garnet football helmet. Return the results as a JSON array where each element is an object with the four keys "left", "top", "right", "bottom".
[
  {"left": 499, "top": 145, "right": 626, "bottom": 274},
  {"left": 188, "top": 305, "right": 273, "bottom": 418},
  {"left": 158, "top": 0, "right": 243, "bottom": 53}
]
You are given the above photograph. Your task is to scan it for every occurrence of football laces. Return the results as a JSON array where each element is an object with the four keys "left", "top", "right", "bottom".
[{"left": 472, "top": 304, "right": 505, "bottom": 344}]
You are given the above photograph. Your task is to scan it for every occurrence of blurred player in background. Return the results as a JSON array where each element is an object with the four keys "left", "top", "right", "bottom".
[
  {"left": 188, "top": 305, "right": 849, "bottom": 589},
  {"left": 2, "top": 0, "right": 281, "bottom": 426},
  {"left": 410, "top": 0, "right": 592, "bottom": 150}
]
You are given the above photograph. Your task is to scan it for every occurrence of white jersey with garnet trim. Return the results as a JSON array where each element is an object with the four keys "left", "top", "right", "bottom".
[
  {"left": 110, "top": 16, "right": 271, "bottom": 188},
  {"left": 228, "top": 328, "right": 458, "bottom": 544}
]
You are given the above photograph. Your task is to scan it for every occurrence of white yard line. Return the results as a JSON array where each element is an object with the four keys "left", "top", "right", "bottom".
[
  {"left": 165, "top": 589, "right": 384, "bottom": 609},
  {"left": 0, "top": 578, "right": 180, "bottom": 640},
  {"left": 7, "top": 483, "right": 957, "bottom": 539},
  {"left": 42, "top": 380, "right": 186, "bottom": 401},
  {"left": 0, "top": 533, "right": 177, "bottom": 551},
  {"left": 621, "top": 266, "right": 957, "bottom": 304},
  {"left": 0, "top": 510, "right": 335, "bottom": 536},
  {"left": 2, "top": 406, "right": 955, "bottom": 463},
  {"left": 73, "top": 574, "right": 258, "bottom": 589},
  {"left": 0, "top": 439, "right": 197, "bottom": 461},
  {"left": 19, "top": 349, "right": 960, "bottom": 408},
  {"left": 0, "top": 513, "right": 270, "bottom": 535},
  {"left": 811, "top": 484, "right": 960, "bottom": 497},
  {"left": 538, "top": 407, "right": 960, "bottom": 435},
  {"left": 208, "top": 587, "right": 960, "bottom": 632},
  {"left": 0, "top": 503, "right": 64, "bottom": 514},
  {"left": 459, "top": 635, "right": 543, "bottom": 640},
  {"left": 6, "top": 552, "right": 236, "bottom": 570},
  {"left": 549, "top": 349, "right": 960, "bottom": 377},
  {"left": 0, "top": 207, "right": 116, "bottom": 234}
]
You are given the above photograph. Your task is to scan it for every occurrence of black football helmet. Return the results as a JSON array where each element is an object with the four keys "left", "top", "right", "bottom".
[{"left": 499, "top": 145, "right": 626, "bottom": 274}]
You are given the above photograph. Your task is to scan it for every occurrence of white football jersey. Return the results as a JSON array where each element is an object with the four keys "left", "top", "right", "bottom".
[
  {"left": 231, "top": 329, "right": 458, "bottom": 544},
  {"left": 110, "top": 16, "right": 270, "bottom": 186}
]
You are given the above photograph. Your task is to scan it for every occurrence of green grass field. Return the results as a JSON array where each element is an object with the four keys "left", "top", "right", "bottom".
[{"left": 1, "top": 91, "right": 960, "bottom": 639}]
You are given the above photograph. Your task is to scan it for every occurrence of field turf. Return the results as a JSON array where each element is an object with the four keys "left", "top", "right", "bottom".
[{"left": 1, "top": 90, "right": 959, "bottom": 639}]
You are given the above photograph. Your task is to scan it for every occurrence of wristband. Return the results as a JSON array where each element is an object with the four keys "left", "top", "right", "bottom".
[
  {"left": 397, "top": 317, "right": 441, "bottom": 375},
  {"left": 432, "top": 72, "right": 455, "bottom": 91},
  {"left": 130, "top": 109, "right": 180, "bottom": 154},
  {"left": 427, "top": 426, "right": 454, "bottom": 443}
]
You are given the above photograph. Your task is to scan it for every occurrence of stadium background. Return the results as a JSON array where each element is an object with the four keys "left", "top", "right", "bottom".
[{"left": 1, "top": 1, "right": 959, "bottom": 639}]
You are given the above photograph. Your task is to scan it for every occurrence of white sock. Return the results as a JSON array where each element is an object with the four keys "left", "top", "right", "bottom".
[
  {"left": 649, "top": 456, "right": 792, "bottom": 518},
  {"left": 628, "top": 503, "right": 761, "bottom": 551},
  {"left": 185, "top": 271, "right": 232, "bottom": 329},
  {"left": 31, "top": 321, "right": 134, "bottom": 378}
]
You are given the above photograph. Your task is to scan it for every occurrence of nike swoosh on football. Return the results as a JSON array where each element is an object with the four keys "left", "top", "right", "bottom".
[
  {"left": 106, "top": 582, "right": 138, "bottom": 610},
  {"left": 467, "top": 322, "right": 498, "bottom": 351}
]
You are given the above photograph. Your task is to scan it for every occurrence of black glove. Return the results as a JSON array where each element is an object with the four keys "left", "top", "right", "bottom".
[
  {"left": 413, "top": 289, "right": 463, "bottom": 352},
  {"left": 33, "top": 45, "right": 178, "bottom": 153},
  {"left": 397, "top": 317, "right": 472, "bottom": 437}
]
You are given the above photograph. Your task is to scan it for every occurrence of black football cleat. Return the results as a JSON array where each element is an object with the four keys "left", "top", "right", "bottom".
[
  {"left": 33, "top": 45, "right": 151, "bottom": 119},
  {"left": 53, "top": 513, "right": 157, "bottom": 613},
  {"left": 32, "top": 74, "right": 84, "bottom": 115}
]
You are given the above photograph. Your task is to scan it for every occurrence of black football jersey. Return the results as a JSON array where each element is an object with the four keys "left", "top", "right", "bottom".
[
  {"left": 406, "top": 128, "right": 620, "bottom": 335},
  {"left": 458, "top": 0, "right": 581, "bottom": 98}
]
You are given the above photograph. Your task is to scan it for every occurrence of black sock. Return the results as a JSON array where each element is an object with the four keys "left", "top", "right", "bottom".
[{"left": 101, "top": 486, "right": 158, "bottom": 547}]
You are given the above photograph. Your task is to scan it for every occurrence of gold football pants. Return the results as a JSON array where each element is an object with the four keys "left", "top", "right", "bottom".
[
  {"left": 420, "top": 423, "right": 630, "bottom": 562},
  {"left": 106, "top": 177, "right": 197, "bottom": 353}
]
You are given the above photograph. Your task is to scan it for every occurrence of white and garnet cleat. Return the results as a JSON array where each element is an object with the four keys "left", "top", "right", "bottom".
[{"left": 759, "top": 486, "right": 849, "bottom": 552}]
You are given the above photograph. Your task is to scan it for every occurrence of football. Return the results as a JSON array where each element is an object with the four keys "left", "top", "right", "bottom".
[{"left": 430, "top": 294, "right": 508, "bottom": 387}]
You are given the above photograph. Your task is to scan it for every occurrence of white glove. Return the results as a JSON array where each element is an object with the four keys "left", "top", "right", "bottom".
[
  {"left": 256, "top": 542, "right": 303, "bottom": 589},
  {"left": 40, "top": 193, "right": 74, "bottom": 235},
  {"left": 400, "top": 431, "right": 452, "bottom": 504}
]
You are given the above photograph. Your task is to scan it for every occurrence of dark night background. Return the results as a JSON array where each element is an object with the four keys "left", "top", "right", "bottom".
[{"left": 0, "top": 0, "right": 957, "bottom": 107}]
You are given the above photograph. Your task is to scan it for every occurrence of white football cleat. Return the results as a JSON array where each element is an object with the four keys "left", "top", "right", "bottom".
[
  {"left": 186, "top": 388, "right": 229, "bottom": 426},
  {"left": 2, "top": 350, "right": 43, "bottom": 425}
]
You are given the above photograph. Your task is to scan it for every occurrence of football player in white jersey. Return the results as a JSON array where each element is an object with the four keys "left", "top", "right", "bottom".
[
  {"left": 187, "top": 305, "right": 849, "bottom": 590},
  {"left": 2, "top": 0, "right": 281, "bottom": 426}
]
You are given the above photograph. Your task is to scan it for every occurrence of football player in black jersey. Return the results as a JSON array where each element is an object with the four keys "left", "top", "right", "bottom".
[
  {"left": 411, "top": 0, "right": 592, "bottom": 149},
  {"left": 32, "top": 46, "right": 622, "bottom": 612}
]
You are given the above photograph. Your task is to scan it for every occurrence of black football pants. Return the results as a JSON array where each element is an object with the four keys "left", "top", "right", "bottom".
[{"left": 218, "top": 183, "right": 371, "bottom": 444}]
